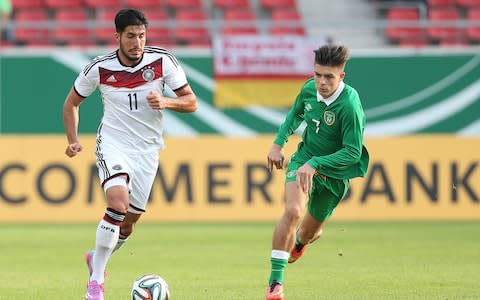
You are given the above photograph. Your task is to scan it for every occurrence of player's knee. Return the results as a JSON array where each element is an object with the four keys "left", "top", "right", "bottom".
[
  {"left": 284, "top": 206, "right": 303, "bottom": 224},
  {"left": 104, "top": 177, "right": 130, "bottom": 212}
]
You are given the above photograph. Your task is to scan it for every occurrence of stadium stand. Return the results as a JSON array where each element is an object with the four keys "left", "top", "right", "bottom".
[
  {"left": 260, "top": 0, "right": 296, "bottom": 10},
  {"left": 13, "top": 9, "right": 50, "bottom": 46},
  {"left": 427, "top": 0, "right": 456, "bottom": 8},
  {"left": 213, "top": 0, "right": 250, "bottom": 10},
  {"left": 384, "top": 7, "right": 424, "bottom": 43},
  {"left": 466, "top": 8, "right": 480, "bottom": 41},
  {"left": 222, "top": 9, "right": 258, "bottom": 35},
  {"left": 44, "top": 0, "right": 83, "bottom": 9},
  {"left": 456, "top": 0, "right": 480, "bottom": 8},
  {"left": 125, "top": 0, "right": 164, "bottom": 9},
  {"left": 144, "top": 9, "right": 174, "bottom": 47},
  {"left": 374, "top": 0, "right": 480, "bottom": 47},
  {"left": 426, "top": 7, "right": 463, "bottom": 42},
  {"left": 173, "top": 9, "right": 210, "bottom": 47},
  {"left": 6, "top": 0, "right": 479, "bottom": 48},
  {"left": 165, "top": 0, "right": 203, "bottom": 10},
  {"left": 53, "top": 8, "right": 93, "bottom": 46},
  {"left": 93, "top": 9, "right": 117, "bottom": 45},
  {"left": 84, "top": 0, "right": 122, "bottom": 9},
  {"left": 269, "top": 9, "right": 305, "bottom": 35},
  {"left": 11, "top": 0, "right": 44, "bottom": 9}
]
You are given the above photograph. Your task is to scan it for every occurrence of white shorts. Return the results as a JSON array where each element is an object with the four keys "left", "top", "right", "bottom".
[{"left": 95, "top": 138, "right": 159, "bottom": 214}]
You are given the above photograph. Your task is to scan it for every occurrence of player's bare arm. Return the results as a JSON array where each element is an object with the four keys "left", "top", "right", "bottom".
[
  {"left": 146, "top": 84, "right": 197, "bottom": 112},
  {"left": 267, "top": 144, "right": 284, "bottom": 171},
  {"left": 63, "top": 87, "right": 85, "bottom": 157}
]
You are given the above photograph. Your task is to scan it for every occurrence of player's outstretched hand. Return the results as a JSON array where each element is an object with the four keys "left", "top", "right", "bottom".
[
  {"left": 267, "top": 144, "right": 284, "bottom": 171},
  {"left": 65, "top": 142, "right": 82, "bottom": 157}
]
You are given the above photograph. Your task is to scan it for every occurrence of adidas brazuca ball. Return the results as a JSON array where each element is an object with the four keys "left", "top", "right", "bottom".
[{"left": 131, "top": 274, "right": 170, "bottom": 300}]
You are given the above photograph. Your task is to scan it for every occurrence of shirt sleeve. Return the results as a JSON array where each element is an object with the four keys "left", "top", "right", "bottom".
[
  {"left": 307, "top": 99, "right": 365, "bottom": 172},
  {"left": 163, "top": 55, "right": 188, "bottom": 91},
  {"left": 273, "top": 91, "right": 305, "bottom": 147},
  {"left": 74, "top": 64, "right": 99, "bottom": 98}
]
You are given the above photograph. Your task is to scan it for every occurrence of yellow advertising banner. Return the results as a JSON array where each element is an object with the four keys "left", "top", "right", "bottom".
[
  {"left": 214, "top": 78, "right": 305, "bottom": 108},
  {"left": 0, "top": 135, "right": 479, "bottom": 223}
]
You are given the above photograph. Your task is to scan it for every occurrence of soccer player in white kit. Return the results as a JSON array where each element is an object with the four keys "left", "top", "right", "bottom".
[{"left": 62, "top": 9, "right": 197, "bottom": 300}]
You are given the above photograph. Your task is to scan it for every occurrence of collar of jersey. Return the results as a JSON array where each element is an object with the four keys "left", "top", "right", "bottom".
[{"left": 317, "top": 81, "right": 345, "bottom": 106}]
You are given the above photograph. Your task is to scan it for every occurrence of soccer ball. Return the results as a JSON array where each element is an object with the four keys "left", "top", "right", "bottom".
[{"left": 131, "top": 274, "right": 170, "bottom": 300}]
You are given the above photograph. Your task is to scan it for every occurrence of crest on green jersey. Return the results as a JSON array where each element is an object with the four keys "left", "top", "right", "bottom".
[{"left": 324, "top": 111, "right": 335, "bottom": 126}]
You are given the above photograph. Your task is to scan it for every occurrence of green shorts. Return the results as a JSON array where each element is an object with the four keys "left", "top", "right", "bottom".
[{"left": 285, "top": 156, "right": 349, "bottom": 222}]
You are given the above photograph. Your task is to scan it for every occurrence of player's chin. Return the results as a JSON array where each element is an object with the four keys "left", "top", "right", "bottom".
[{"left": 127, "top": 52, "right": 142, "bottom": 60}]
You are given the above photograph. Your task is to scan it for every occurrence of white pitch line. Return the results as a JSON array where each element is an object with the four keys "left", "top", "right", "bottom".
[
  {"left": 246, "top": 105, "right": 306, "bottom": 135},
  {"left": 458, "top": 119, "right": 480, "bottom": 136},
  {"left": 179, "top": 60, "right": 215, "bottom": 91},
  {"left": 366, "top": 79, "right": 480, "bottom": 136},
  {"left": 365, "top": 55, "right": 480, "bottom": 118}
]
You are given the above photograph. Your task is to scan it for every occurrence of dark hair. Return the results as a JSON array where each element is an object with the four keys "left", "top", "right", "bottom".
[
  {"left": 115, "top": 9, "right": 148, "bottom": 33},
  {"left": 314, "top": 45, "right": 349, "bottom": 67}
]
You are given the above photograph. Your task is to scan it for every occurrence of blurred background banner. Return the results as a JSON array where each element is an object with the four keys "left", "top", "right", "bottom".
[
  {"left": 1, "top": 48, "right": 479, "bottom": 136},
  {"left": 1, "top": 0, "right": 480, "bottom": 222},
  {"left": 213, "top": 35, "right": 323, "bottom": 108},
  {"left": 0, "top": 135, "right": 479, "bottom": 223}
]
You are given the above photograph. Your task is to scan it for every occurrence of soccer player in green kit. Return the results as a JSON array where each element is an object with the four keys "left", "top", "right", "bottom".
[{"left": 265, "top": 45, "right": 369, "bottom": 300}]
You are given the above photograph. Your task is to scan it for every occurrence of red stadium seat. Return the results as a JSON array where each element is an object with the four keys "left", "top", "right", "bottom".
[
  {"left": 260, "top": 0, "right": 296, "bottom": 10},
  {"left": 427, "top": 0, "right": 456, "bottom": 7},
  {"left": 222, "top": 9, "right": 258, "bottom": 35},
  {"left": 144, "top": 10, "right": 174, "bottom": 47},
  {"left": 165, "top": 0, "right": 202, "bottom": 10},
  {"left": 456, "top": 0, "right": 480, "bottom": 7},
  {"left": 13, "top": 9, "right": 51, "bottom": 46},
  {"left": 44, "top": 0, "right": 83, "bottom": 9},
  {"left": 439, "top": 37, "right": 470, "bottom": 46},
  {"left": 269, "top": 9, "right": 305, "bottom": 35},
  {"left": 84, "top": 0, "right": 122, "bottom": 9},
  {"left": 398, "top": 37, "right": 429, "bottom": 48},
  {"left": 427, "top": 8, "right": 463, "bottom": 41},
  {"left": 94, "top": 9, "right": 117, "bottom": 45},
  {"left": 53, "top": 9, "right": 92, "bottom": 46},
  {"left": 385, "top": 7, "right": 424, "bottom": 42},
  {"left": 11, "top": 0, "right": 45, "bottom": 9},
  {"left": 213, "top": 0, "right": 250, "bottom": 10},
  {"left": 125, "top": 0, "right": 164, "bottom": 9},
  {"left": 456, "top": 0, "right": 480, "bottom": 8},
  {"left": 173, "top": 9, "right": 210, "bottom": 46},
  {"left": 466, "top": 9, "right": 480, "bottom": 42}
]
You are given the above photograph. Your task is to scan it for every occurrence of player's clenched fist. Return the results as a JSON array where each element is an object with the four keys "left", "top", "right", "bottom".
[
  {"left": 65, "top": 142, "right": 82, "bottom": 157},
  {"left": 147, "top": 90, "right": 168, "bottom": 110}
]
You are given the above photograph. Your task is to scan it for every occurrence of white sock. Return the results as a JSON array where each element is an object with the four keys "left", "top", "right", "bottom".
[{"left": 91, "top": 219, "right": 119, "bottom": 283}]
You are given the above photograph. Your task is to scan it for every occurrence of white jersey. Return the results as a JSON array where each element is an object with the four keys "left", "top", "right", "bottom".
[{"left": 74, "top": 46, "right": 188, "bottom": 152}]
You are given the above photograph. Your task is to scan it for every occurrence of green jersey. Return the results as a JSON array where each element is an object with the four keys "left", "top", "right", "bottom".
[{"left": 274, "top": 79, "right": 369, "bottom": 180}]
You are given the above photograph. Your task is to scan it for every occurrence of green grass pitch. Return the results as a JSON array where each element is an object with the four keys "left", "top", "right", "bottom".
[{"left": 0, "top": 221, "right": 479, "bottom": 299}]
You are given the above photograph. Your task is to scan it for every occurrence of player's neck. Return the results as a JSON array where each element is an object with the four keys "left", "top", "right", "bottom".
[{"left": 117, "top": 50, "right": 143, "bottom": 67}]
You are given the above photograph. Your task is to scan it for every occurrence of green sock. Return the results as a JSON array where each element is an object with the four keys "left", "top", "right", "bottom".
[{"left": 268, "top": 257, "right": 288, "bottom": 285}]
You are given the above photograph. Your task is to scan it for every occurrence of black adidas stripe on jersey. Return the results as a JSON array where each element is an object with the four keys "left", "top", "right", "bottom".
[
  {"left": 83, "top": 51, "right": 117, "bottom": 76},
  {"left": 144, "top": 46, "right": 179, "bottom": 67}
]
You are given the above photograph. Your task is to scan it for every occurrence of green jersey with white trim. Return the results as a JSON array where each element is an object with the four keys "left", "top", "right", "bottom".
[{"left": 274, "top": 79, "right": 369, "bottom": 180}]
